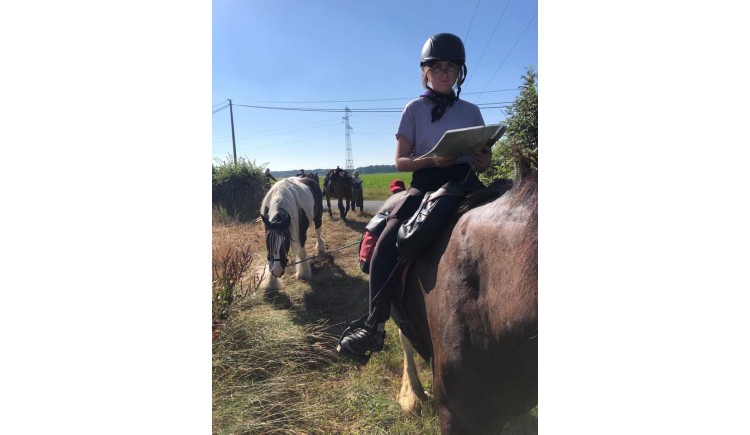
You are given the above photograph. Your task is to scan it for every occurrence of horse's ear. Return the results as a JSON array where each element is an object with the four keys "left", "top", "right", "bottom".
[{"left": 260, "top": 214, "right": 270, "bottom": 227}]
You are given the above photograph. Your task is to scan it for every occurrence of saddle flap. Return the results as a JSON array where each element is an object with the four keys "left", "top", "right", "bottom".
[{"left": 396, "top": 182, "right": 463, "bottom": 263}]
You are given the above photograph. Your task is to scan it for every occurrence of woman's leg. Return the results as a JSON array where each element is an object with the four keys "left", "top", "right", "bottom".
[
  {"left": 366, "top": 217, "right": 402, "bottom": 326},
  {"left": 338, "top": 194, "right": 422, "bottom": 359}
]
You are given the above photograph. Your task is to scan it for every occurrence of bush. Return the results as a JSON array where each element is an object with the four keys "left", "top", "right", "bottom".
[
  {"left": 212, "top": 155, "right": 268, "bottom": 222},
  {"left": 212, "top": 241, "right": 257, "bottom": 322}
]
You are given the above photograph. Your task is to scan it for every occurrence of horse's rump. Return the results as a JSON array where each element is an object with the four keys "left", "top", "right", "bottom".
[{"left": 402, "top": 173, "right": 538, "bottom": 431}]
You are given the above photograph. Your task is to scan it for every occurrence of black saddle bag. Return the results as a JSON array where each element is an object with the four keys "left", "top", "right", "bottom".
[{"left": 396, "top": 181, "right": 465, "bottom": 263}]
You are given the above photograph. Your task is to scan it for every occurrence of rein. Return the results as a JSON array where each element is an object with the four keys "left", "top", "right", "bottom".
[{"left": 289, "top": 240, "right": 360, "bottom": 266}]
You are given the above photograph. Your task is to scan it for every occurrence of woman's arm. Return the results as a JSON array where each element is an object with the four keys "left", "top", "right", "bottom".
[{"left": 394, "top": 135, "right": 456, "bottom": 172}]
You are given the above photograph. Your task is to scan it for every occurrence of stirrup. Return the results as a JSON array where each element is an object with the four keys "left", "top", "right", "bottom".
[{"left": 336, "top": 314, "right": 374, "bottom": 365}]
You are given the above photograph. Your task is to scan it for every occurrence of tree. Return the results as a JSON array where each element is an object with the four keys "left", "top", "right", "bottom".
[{"left": 480, "top": 66, "right": 538, "bottom": 183}]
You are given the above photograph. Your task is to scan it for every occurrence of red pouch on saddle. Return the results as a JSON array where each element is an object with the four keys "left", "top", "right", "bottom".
[{"left": 358, "top": 211, "right": 389, "bottom": 274}]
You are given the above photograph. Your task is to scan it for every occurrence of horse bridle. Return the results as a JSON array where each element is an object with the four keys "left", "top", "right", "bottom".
[
  {"left": 262, "top": 209, "right": 292, "bottom": 271},
  {"left": 265, "top": 226, "right": 291, "bottom": 268}
]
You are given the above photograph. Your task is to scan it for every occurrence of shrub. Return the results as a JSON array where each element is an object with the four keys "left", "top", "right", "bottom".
[{"left": 212, "top": 155, "right": 268, "bottom": 222}]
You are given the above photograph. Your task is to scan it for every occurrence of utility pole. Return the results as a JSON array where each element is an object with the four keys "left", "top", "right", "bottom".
[
  {"left": 228, "top": 99, "right": 237, "bottom": 165},
  {"left": 343, "top": 106, "right": 354, "bottom": 171}
]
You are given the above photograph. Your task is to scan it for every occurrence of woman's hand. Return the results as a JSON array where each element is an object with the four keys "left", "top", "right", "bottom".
[
  {"left": 473, "top": 143, "right": 492, "bottom": 172},
  {"left": 432, "top": 155, "right": 457, "bottom": 168}
]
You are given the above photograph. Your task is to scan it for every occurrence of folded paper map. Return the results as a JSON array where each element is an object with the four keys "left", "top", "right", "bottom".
[{"left": 415, "top": 123, "right": 506, "bottom": 160}]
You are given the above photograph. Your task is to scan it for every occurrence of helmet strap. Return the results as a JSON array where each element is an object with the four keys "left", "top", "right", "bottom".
[{"left": 455, "top": 64, "right": 467, "bottom": 99}]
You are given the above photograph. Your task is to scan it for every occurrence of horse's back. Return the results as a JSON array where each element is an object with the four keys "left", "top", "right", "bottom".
[
  {"left": 296, "top": 176, "right": 324, "bottom": 221},
  {"left": 407, "top": 174, "right": 538, "bottom": 432},
  {"left": 331, "top": 177, "right": 353, "bottom": 198}
]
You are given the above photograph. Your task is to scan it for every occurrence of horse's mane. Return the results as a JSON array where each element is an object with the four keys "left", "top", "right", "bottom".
[
  {"left": 458, "top": 151, "right": 537, "bottom": 215},
  {"left": 261, "top": 178, "right": 309, "bottom": 240}
]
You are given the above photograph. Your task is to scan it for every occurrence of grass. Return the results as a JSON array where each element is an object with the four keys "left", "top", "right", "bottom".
[
  {"left": 356, "top": 173, "right": 412, "bottom": 200},
  {"left": 212, "top": 209, "right": 536, "bottom": 434}
]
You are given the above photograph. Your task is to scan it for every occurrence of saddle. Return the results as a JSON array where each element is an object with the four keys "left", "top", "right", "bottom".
[{"left": 396, "top": 181, "right": 465, "bottom": 263}]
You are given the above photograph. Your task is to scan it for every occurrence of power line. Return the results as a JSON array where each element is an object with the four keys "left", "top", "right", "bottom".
[
  {"left": 230, "top": 101, "right": 513, "bottom": 113},
  {"left": 238, "top": 119, "right": 341, "bottom": 139},
  {"left": 233, "top": 104, "right": 402, "bottom": 113},
  {"left": 212, "top": 104, "right": 229, "bottom": 114},
  {"left": 464, "top": 0, "right": 481, "bottom": 44},
  {"left": 469, "top": 0, "right": 511, "bottom": 82},
  {"left": 236, "top": 89, "right": 518, "bottom": 105},
  {"left": 258, "top": 96, "right": 411, "bottom": 104},
  {"left": 212, "top": 120, "right": 343, "bottom": 145},
  {"left": 477, "top": 12, "right": 537, "bottom": 99}
]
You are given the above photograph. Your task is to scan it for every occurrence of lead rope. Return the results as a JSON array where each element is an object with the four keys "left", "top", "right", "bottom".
[{"left": 289, "top": 240, "right": 361, "bottom": 266}]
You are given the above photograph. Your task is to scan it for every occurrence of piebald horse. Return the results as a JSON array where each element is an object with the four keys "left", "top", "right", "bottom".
[
  {"left": 260, "top": 177, "right": 326, "bottom": 290},
  {"left": 393, "top": 162, "right": 537, "bottom": 434}
]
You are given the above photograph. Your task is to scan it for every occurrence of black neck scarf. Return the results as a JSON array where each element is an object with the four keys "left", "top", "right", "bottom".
[{"left": 421, "top": 89, "right": 457, "bottom": 123}]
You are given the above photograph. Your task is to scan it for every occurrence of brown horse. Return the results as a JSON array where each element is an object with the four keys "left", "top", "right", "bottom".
[
  {"left": 393, "top": 164, "right": 537, "bottom": 434},
  {"left": 323, "top": 171, "right": 353, "bottom": 219}
]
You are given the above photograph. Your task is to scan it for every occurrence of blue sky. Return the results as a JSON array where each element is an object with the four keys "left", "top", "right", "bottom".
[{"left": 212, "top": 0, "right": 537, "bottom": 172}]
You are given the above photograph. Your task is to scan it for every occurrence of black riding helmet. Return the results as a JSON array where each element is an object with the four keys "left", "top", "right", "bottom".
[{"left": 420, "top": 33, "right": 468, "bottom": 95}]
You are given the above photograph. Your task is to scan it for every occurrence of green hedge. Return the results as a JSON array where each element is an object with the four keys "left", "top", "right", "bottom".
[{"left": 212, "top": 156, "right": 268, "bottom": 222}]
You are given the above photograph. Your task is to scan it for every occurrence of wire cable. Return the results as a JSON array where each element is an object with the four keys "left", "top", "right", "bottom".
[
  {"left": 233, "top": 104, "right": 402, "bottom": 113},
  {"left": 463, "top": 0, "right": 481, "bottom": 44},
  {"left": 231, "top": 101, "right": 513, "bottom": 113},
  {"left": 233, "top": 88, "right": 517, "bottom": 106},
  {"left": 476, "top": 12, "right": 537, "bottom": 100},
  {"left": 469, "top": 0, "right": 512, "bottom": 82}
]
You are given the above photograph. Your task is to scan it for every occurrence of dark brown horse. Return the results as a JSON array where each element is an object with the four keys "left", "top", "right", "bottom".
[
  {"left": 323, "top": 171, "right": 353, "bottom": 219},
  {"left": 393, "top": 164, "right": 537, "bottom": 434}
]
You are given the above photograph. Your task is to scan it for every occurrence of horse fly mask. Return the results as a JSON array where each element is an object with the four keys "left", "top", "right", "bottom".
[{"left": 261, "top": 209, "right": 291, "bottom": 277}]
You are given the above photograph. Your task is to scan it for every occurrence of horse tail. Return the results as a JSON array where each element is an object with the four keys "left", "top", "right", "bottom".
[{"left": 511, "top": 140, "right": 537, "bottom": 183}]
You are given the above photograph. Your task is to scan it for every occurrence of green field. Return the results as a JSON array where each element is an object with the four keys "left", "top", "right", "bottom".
[
  {"left": 354, "top": 172, "right": 412, "bottom": 200},
  {"left": 278, "top": 172, "right": 412, "bottom": 200}
]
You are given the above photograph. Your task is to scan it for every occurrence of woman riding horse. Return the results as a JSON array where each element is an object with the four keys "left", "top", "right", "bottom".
[{"left": 337, "top": 33, "right": 492, "bottom": 360}]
